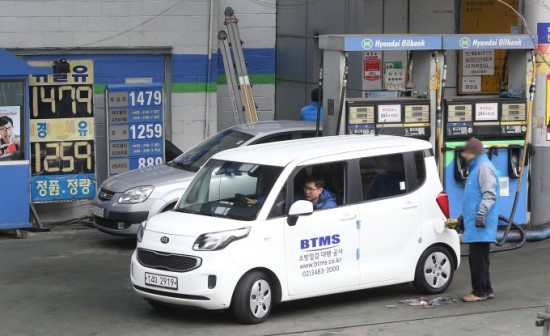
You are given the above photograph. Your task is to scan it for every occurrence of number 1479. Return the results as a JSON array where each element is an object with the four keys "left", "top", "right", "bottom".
[{"left": 129, "top": 90, "right": 162, "bottom": 106}]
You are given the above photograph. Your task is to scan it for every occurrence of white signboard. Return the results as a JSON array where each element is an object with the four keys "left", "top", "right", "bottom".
[
  {"left": 475, "top": 102, "right": 499, "bottom": 121},
  {"left": 384, "top": 69, "right": 406, "bottom": 90},
  {"left": 461, "top": 76, "right": 482, "bottom": 93},
  {"left": 463, "top": 50, "right": 495, "bottom": 76},
  {"left": 378, "top": 105, "right": 402, "bottom": 123}
]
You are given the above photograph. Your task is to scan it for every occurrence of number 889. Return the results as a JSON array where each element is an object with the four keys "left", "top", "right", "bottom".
[{"left": 138, "top": 157, "right": 163, "bottom": 168}]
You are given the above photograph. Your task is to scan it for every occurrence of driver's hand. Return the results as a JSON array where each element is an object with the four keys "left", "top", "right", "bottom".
[{"left": 245, "top": 197, "right": 258, "bottom": 206}]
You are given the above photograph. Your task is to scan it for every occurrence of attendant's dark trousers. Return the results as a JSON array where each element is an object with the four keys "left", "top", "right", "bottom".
[{"left": 468, "top": 243, "right": 493, "bottom": 296}]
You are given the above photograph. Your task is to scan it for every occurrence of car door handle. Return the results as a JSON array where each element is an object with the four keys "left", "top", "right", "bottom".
[
  {"left": 340, "top": 214, "right": 356, "bottom": 221},
  {"left": 402, "top": 201, "right": 419, "bottom": 209}
]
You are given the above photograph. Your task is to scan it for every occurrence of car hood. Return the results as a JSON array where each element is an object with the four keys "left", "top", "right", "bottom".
[
  {"left": 145, "top": 211, "right": 250, "bottom": 237},
  {"left": 101, "top": 164, "right": 196, "bottom": 193}
]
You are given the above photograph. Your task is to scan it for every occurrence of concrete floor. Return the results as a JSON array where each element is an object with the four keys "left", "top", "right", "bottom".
[{"left": 0, "top": 228, "right": 549, "bottom": 336}]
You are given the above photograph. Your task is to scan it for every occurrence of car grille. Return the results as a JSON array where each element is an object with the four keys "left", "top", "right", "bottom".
[
  {"left": 137, "top": 248, "right": 201, "bottom": 273},
  {"left": 98, "top": 188, "right": 115, "bottom": 201},
  {"left": 94, "top": 217, "right": 132, "bottom": 230}
]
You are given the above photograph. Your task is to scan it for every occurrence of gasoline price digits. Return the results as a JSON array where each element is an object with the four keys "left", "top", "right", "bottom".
[
  {"left": 129, "top": 123, "right": 163, "bottom": 140},
  {"left": 33, "top": 141, "right": 94, "bottom": 174},
  {"left": 129, "top": 90, "right": 162, "bottom": 106}
]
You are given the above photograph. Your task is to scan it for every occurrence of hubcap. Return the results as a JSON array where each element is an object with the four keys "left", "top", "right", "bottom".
[
  {"left": 249, "top": 279, "right": 272, "bottom": 318},
  {"left": 423, "top": 251, "right": 451, "bottom": 289}
]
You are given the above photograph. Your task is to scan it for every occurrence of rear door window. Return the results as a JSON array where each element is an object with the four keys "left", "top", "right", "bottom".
[{"left": 359, "top": 154, "right": 407, "bottom": 201}]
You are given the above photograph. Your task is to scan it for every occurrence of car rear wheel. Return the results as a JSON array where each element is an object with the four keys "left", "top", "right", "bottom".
[
  {"left": 232, "top": 271, "right": 273, "bottom": 324},
  {"left": 413, "top": 246, "right": 454, "bottom": 294}
]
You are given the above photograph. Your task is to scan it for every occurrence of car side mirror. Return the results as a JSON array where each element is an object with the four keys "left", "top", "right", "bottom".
[{"left": 287, "top": 200, "right": 313, "bottom": 226}]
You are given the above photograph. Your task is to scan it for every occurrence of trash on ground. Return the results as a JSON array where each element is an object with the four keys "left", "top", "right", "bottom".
[
  {"left": 385, "top": 304, "right": 397, "bottom": 309},
  {"left": 398, "top": 296, "right": 459, "bottom": 308}
]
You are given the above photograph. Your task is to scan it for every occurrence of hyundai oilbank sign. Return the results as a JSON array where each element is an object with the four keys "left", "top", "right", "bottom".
[
  {"left": 344, "top": 35, "right": 442, "bottom": 51},
  {"left": 443, "top": 35, "right": 534, "bottom": 50}
]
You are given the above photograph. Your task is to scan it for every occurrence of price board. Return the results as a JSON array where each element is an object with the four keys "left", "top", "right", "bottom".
[
  {"left": 106, "top": 84, "right": 164, "bottom": 176},
  {"left": 459, "top": 0, "right": 520, "bottom": 93},
  {"left": 28, "top": 60, "right": 96, "bottom": 202}
]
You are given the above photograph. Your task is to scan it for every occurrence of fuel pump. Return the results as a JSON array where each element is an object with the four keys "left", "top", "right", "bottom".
[
  {"left": 318, "top": 35, "right": 442, "bottom": 144},
  {"left": 441, "top": 34, "right": 534, "bottom": 226}
]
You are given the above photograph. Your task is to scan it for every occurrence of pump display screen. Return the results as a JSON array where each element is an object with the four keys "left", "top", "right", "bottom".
[
  {"left": 445, "top": 99, "right": 526, "bottom": 138},
  {"left": 502, "top": 103, "right": 526, "bottom": 121},
  {"left": 349, "top": 106, "right": 375, "bottom": 124},
  {"left": 28, "top": 60, "right": 96, "bottom": 202}
]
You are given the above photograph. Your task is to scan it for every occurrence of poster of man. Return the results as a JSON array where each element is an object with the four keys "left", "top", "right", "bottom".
[{"left": 0, "top": 106, "right": 22, "bottom": 161}]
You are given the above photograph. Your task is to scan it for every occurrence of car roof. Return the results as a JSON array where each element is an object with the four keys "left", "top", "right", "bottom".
[
  {"left": 228, "top": 120, "right": 317, "bottom": 136},
  {"left": 213, "top": 135, "right": 432, "bottom": 166}
]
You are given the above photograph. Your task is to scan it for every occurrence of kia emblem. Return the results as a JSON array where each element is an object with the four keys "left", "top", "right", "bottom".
[{"left": 160, "top": 236, "right": 169, "bottom": 244}]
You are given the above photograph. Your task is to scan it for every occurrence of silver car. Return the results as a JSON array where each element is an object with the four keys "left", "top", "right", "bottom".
[{"left": 91, "top": 121, "right": 318, "bottom": 236}]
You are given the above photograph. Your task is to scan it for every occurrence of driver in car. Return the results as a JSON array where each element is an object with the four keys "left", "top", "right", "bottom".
[
  {"left": 298, "top": 176, "right": 337, "bottom": 210},
  {"left": 245, "top": 176, "right": 337, "bottom": 210}
]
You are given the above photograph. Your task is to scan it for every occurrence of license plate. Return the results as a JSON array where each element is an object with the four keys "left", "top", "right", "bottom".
[
  {"left": 90, "top": 205, "right": 105, "bottom": 218},
  {"left": 145, "top": 272, "right": 178, "bottom": 290}
]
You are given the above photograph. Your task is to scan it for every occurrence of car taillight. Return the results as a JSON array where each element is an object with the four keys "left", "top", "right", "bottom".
[{"left": 436, "top": 192, "right": 450, "bottom": 218}]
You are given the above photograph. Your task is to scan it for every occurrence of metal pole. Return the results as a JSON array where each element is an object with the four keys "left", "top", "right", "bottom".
[
  {"left": 525, "top": 1, "right": 550, "bottom": 228},
  {"left": 315, "top": 54, "right": 323, "bottom": 137}
]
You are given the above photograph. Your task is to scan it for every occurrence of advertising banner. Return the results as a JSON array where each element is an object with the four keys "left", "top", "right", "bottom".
[
  {"left": 28, "top": 60, "right": 96, "bottom": 202},
  {"left": 0, "top": 106, "right": 22, "bottom": 161}
]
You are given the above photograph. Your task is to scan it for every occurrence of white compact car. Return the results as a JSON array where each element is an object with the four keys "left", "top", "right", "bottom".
[{"left": 130, "top": 135, "right": 460, "bottom": 324}]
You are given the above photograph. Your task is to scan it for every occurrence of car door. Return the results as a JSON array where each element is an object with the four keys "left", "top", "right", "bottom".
[
  {"left": 355, "top": 148, "right": 422, "bottom": 285},
  {"left": 283, "top": 157, "right": 361, "bottom": 296}
]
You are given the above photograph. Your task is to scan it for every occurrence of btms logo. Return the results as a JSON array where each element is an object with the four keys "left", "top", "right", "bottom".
[{"left": 300, "top": 234, "right": 340, "bottom": 250}]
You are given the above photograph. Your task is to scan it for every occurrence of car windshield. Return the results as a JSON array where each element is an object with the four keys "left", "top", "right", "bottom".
[
  {"left": 169, "top": 130, "right": 254, "bottom": 172},
  {"left": 176, "top": 160, "right": 283, "bottom": 221}
]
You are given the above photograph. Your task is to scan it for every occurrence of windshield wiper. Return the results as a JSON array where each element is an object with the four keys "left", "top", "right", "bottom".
[{"left": 169, "top": 160, "right": 194, "bottom": 171}]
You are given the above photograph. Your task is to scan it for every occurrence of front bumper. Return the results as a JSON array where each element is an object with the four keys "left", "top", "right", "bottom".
[
  {"left": 93, "top": 211, "right": 147, "bottom": 236},
  {"left": 130, "top": 249, "right": 241, "bottom": 310},
  {"left": 92, "top": 194, "right": 153, "bottom": 236}
]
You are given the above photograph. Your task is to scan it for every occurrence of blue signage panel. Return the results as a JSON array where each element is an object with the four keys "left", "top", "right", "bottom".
[
  {"left": 443, "top": 34, "right": 534, "bottom": 50},
  {"left": 31, "top": 173, "right": 96, "bottom": 202},
  {"left": 344, "top": 35, "right": 442, "bottom": 51},
  {"left": 537, "top": 23, "right": 550, "bottom": 44},
  {"left": 107, "top": 84, "right": 165, "bottom": 176}
]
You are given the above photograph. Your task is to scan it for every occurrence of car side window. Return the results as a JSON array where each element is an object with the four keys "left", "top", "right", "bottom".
[
  {"left": 252, "top": 133, "right": 293, "bottom": 145},
  {"left": 414, "top": 151, "right": 427, "bottom": 188},
  {"left": 359, "top": 154, "right": 406, "bottom": 201},
  {"left": 291, "top": 162, "right": 347, "bottom": 210}
]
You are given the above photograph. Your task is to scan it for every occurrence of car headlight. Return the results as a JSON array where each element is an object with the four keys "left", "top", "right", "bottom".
[
  {"left": 137, "top": 221, "right": 147, "bottom": 243},
  {"left": 118, "top": 186, "right": 154, "bottom": 204},
  {"left": 193, "top": 227, "right": 251, "bottom": 251}
]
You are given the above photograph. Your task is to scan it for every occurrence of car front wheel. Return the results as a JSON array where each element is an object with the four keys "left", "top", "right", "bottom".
[
  {"left": 413, "top": 246, "right": 455, "bottom": 294},
  {"left": 232, "top": 271, "right": 273, "bottom": 324}
]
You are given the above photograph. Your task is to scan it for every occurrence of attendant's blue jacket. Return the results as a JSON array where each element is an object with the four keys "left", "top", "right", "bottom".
[
  {"left": 462, "top": 154, "right": 500, "bottom": 243},
  {"left": 300, "top": 102, "right": 323, "bottom": 122}
]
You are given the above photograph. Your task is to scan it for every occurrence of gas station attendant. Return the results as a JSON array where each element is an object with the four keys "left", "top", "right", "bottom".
[{"left": 460, "top": 137, "right": 499, "bottom": 303}]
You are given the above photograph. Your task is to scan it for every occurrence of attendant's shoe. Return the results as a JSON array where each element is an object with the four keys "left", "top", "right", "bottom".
[{"left": 462, "top": 293, "right": 487, "bottom": 302}]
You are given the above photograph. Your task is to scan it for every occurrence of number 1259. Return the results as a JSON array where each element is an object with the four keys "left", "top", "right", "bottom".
[{"left": 129, "top": 124, "right": 162, "bottom": 140}]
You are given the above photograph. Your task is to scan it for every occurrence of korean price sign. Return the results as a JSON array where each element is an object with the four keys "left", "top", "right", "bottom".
[
  {"left": 28, "top": 60, "right": 96, "bottom": 203},
  {"left": 475, "top": 103, "right": 499, "bottom": 121},
  {"left": 106, "top": 84, "right": 164, "bottom": 176},
  {"left": 377, "top": 105, "right": 402, "bottom": 123}
]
